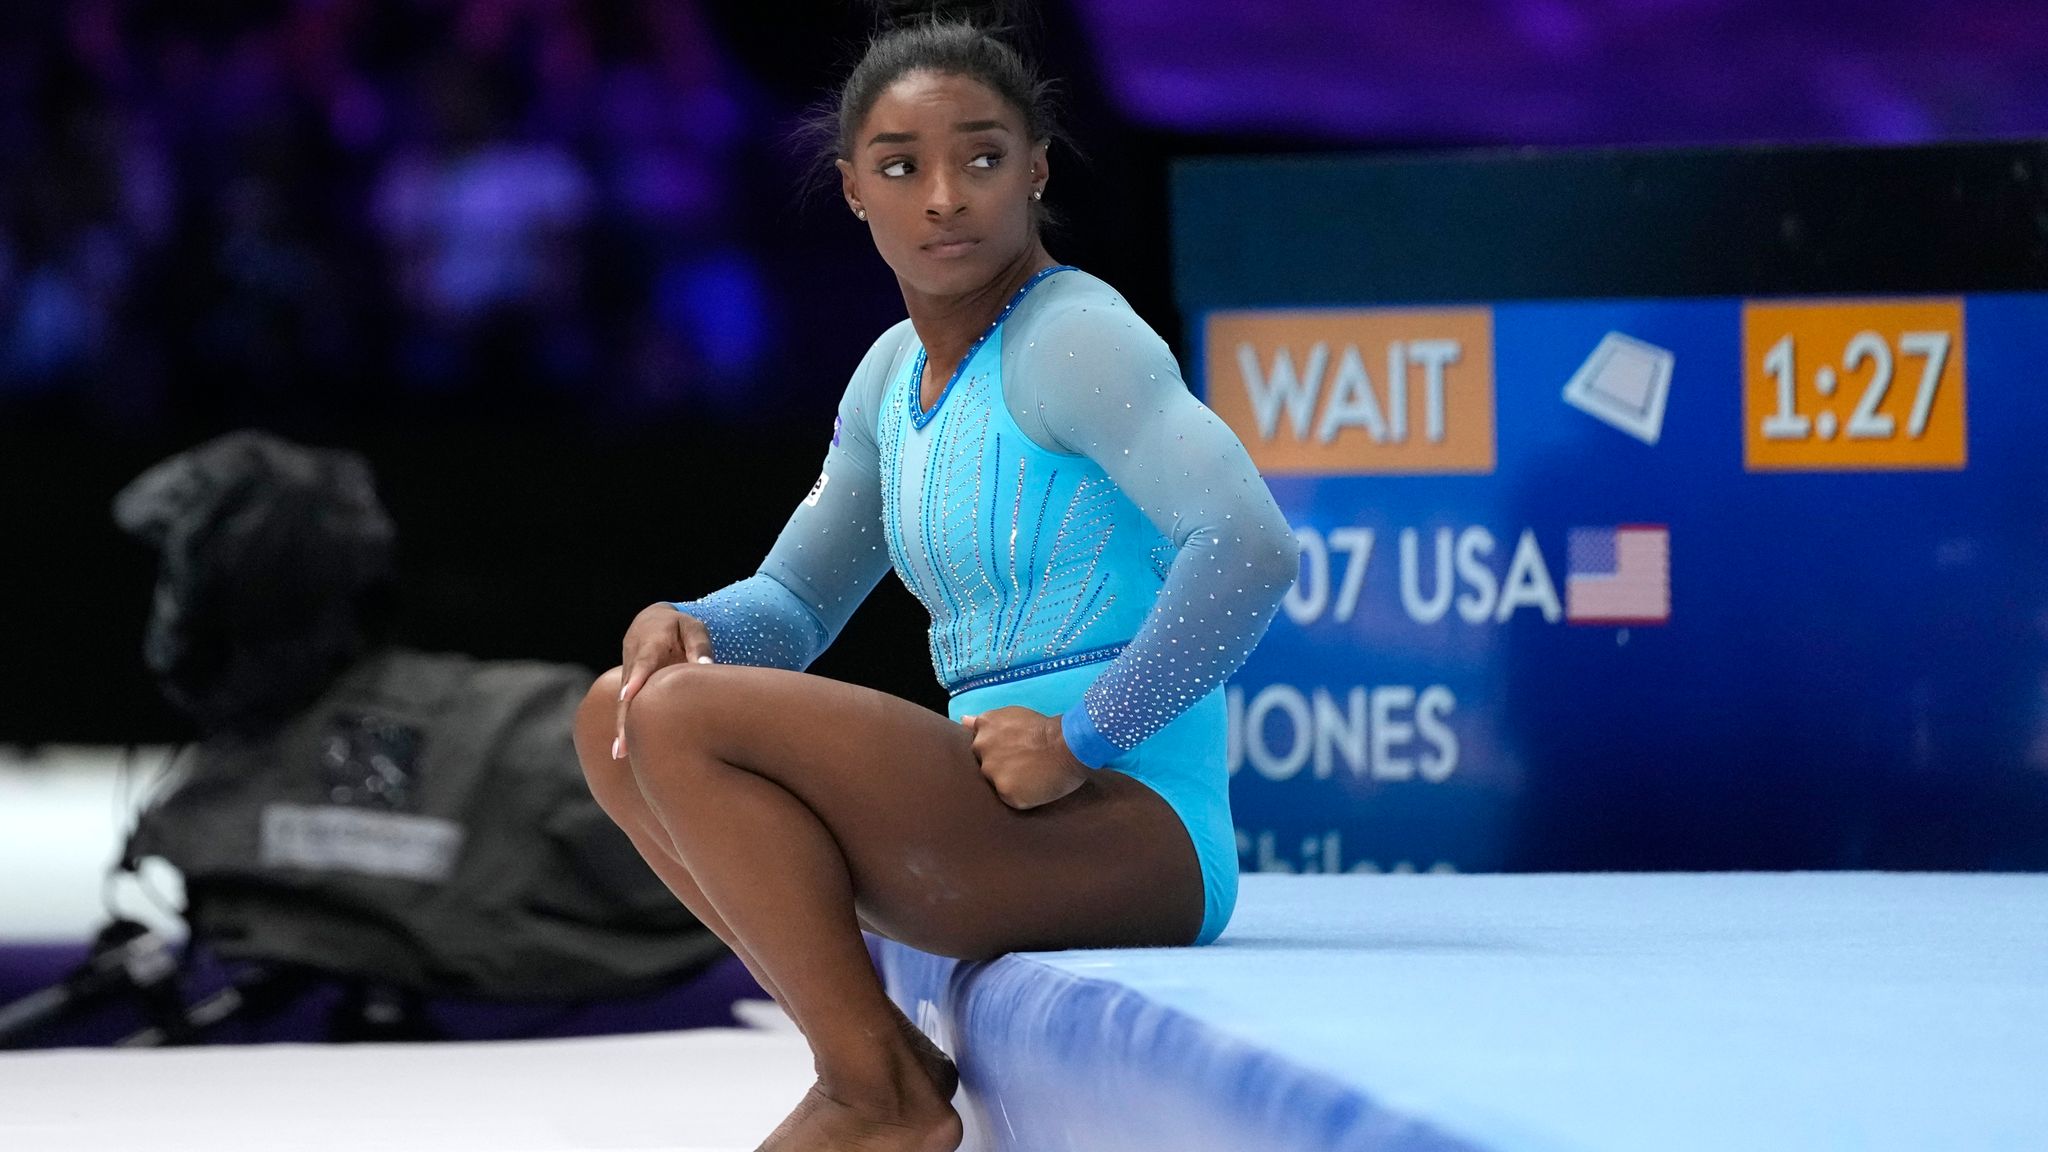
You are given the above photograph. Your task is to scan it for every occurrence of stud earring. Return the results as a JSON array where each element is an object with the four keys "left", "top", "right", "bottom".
[
  {"left": 853, "top": 206, "right": 867, "bottom": 220},
  {"left": 1031, "top": 190, "right": 1042, "bottom": 201}
]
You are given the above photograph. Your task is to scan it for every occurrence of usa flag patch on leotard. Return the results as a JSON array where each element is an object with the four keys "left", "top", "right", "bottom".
[{"left": 831, "top": 415, "right": 842, "bottom": 447}]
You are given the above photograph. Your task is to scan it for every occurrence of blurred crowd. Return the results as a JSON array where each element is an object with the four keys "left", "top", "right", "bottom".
[{"left": 0, "top": 0, "right": 806, "bottom": 434}]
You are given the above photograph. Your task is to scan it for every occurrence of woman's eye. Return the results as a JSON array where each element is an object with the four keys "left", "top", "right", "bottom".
[
  {"left": 880, "top": 159, "right": 911, "bottom": 177},
  {"left": 968, "top": 152, "right": 1001, "bottom": 169}
]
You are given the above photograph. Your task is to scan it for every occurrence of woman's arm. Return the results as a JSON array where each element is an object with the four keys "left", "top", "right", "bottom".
[
  {"left": 669, "top": 330, "right": 905, "bottom": 668},
  {"left": 1009, "top": 297, "right": 1301, "bottom": 766}
]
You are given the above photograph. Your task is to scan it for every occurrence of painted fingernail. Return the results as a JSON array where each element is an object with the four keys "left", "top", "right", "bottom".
[
  {"left": 611, "top": 736, "right": 623, "bottom": 760},
  {"left": 696, "top": 656, "right": 712, "bottom": 664},
  {"left": 619, "top": 682, "right": 628, "bottom": 701}
]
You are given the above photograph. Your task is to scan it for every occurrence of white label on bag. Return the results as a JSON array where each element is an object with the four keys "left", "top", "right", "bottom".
[{"left": 260, "top": 804, "right": 464, "bottom": 882}]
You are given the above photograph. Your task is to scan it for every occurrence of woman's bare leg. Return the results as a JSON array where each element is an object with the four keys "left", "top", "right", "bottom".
[
  {"left": 574, "top": 670, "right": 955, "bottom": 1095},
  {"left": 613, "top": 661, "right": 1203, "bottom": 1151},
  {"left": 577, "top": 670, "right": 788, "bottom": 1001}
]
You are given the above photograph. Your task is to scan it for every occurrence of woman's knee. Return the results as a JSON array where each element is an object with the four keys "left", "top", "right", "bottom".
[
  {"left": 575, "top": 669, "right": 624, "bottom": 748},
  {"left": 575, "top": 668, "right": 632, "bottom": 793},
  {"left": 622, "top": 661, "right": 719, "bottom": 749}
]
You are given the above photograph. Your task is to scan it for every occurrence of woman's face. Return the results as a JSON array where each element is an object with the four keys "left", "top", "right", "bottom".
[{"left": 837, "top": 70, "right": 1049, "bottom": 298}]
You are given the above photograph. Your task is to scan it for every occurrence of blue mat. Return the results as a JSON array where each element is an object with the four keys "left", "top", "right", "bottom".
[{"left": 874, "top": 873, "right": 2048, "bottom": 1152}]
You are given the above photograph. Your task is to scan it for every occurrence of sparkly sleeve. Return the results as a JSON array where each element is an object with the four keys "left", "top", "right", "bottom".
[
  {"left": 1007, "top": 297, "right": 1301, "bottom": 766},
  {"left": 666, "top": 331, "right": 900, "bottom": 668}
]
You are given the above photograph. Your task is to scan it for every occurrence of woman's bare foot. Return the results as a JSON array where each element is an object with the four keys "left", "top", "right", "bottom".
[
  {"left": 758, "top": 1030, "right": 961, "bottom": 1152},
  {"left": 755, "top": 1082, "right": 962, "bottom": 1152},
  {"left": 753, "top": 999, "right": 959, "bottom": 1151}
]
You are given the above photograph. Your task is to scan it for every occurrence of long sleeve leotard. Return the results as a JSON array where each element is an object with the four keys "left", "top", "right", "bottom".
[{"left": 669, "top": 267, "right": 1298, "bottom": 767}]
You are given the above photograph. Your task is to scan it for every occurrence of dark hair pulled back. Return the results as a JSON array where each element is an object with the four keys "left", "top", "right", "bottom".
[{"left": 802, "top": 2, "right": 1066, "bottom": 225}]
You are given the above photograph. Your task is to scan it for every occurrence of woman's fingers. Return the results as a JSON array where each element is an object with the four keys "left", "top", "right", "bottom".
[
  {"left": 957, "top": 708, "right": 1089, "bottom": 809},
  {"left": 679, "top": 615, "right": 716, "bottom": 665},
  {"left": 614, "top": 656, "right": 653, "bottom": 759},
  {"left": 613, "top": 610, "right": 717, "bottom": 760}
]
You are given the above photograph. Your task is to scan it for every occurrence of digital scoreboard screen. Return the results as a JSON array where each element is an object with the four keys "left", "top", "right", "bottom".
[{"left": 1173, "top": 143, "right": 2048, "bottom": 874}]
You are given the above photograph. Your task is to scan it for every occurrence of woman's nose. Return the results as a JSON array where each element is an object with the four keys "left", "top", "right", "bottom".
[{"left": 925, "top": 171, "right": 966, "bottom": 216}]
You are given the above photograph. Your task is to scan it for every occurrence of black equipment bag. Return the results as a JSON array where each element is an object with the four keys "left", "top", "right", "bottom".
[
  {"left": 127, "top": 646, "right": 725, "bottom": 1000},
  {"left": 112, "top": 430, "right": 722, "bottom": 1001}
]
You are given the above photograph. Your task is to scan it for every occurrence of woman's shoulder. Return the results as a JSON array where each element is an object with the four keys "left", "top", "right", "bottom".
[
  {"left": 1013, "top": 265, "right": 1130, "bottom": 319},
  {"left": 833, "top": 319, "right": 918, "bottom": 448},
  {"left": 843, "top": 319, "right": 918, "bottom": 403},
  {"left": 1008, "top": 267, "right": 1170, "bottom": 353},
  {"left": 854, "top": 318, "right": 918, "bottom": 385}
]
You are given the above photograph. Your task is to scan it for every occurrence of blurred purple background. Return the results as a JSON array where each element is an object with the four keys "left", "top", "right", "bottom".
[
  {"left": 0, "top": 0, "right": 800, "bottom": 433},
  {"left": 1076, "top": 0, "right": 2048, "bottom": 145},
  {"left": 0, "top": 0, "right": 2042, "bottom": 746},
  {"left": 0, "top": 0, "right": 2041, "bottom": 437}
]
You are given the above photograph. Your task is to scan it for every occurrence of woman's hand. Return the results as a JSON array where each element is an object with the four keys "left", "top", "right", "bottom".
[
  {"left": 960, "top": 707, "right": 1092, "bottom": 810},
  {"left": 614, "top": 603, "right": 715, "bottom": 759}
]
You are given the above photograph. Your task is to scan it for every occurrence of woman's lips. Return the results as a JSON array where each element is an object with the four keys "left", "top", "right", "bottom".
[{"left": 923, "top": 237, "right": 979, "bottom": 259}]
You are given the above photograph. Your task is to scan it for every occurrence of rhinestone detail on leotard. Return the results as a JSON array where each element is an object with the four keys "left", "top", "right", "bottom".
[{"left": 670, "top": 267, "right": 1301, "bottom": 763}]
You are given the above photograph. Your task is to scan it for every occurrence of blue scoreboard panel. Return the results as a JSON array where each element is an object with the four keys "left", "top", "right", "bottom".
[{"left": 1173, "top": 145, "right": 2048, "bottom": 873}]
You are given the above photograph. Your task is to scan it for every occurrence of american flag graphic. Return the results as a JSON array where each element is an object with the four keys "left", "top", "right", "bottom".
[{"left": 1566, "top": 526, "right": 1670, "bottom": 624}]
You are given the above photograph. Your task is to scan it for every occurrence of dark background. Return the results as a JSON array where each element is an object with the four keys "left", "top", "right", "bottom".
[{"left": 3, "top": 0, "right": 2045, "bottom": 745}]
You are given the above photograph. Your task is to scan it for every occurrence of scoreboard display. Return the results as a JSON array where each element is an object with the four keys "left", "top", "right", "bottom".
[{"left": 1172, "top": 143, "right": 2048, "bottom": 874}]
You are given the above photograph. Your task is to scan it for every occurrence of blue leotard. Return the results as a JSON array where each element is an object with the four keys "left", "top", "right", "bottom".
[{"left": 670, "top": 265, "right": 1297, "bottom": 944}]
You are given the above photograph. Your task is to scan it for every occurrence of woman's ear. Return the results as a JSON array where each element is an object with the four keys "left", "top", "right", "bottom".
[
  {"left": 836, "top": 157, "right": 860, "bottom": 216},
  {"left": 1030, "top": 141, "right": 1050, "bottom": 199}
]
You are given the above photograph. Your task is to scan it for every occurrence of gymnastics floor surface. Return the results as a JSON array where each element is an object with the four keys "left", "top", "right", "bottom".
[{"left": 877, "top": 872, "right": 2048, "bottom": 1151}]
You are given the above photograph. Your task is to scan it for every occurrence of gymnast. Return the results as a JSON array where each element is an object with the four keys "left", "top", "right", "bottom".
[{"left": 573, "top": 10, "right": 1298, "bottom": 1150}]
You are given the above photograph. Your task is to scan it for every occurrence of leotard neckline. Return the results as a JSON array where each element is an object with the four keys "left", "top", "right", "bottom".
[{"left": 908, "top": 263, "right": 1076, "bottom": 430}]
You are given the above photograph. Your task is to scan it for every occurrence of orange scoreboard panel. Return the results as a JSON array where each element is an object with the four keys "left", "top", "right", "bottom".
[
  {"left": 1204, "top": 308, "right": 1495, "bottom": 476},
  {"left": 1741, "top": 299, "right": 1967, "bottom": 472}
]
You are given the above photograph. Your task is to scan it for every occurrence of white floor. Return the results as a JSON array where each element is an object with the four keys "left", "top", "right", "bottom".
[
  {"left": 0, "top": 1021, "right": 817, "bottom": 1152},
  {"left": 0, "top": 747, "right": 817, "bottom": 1152}
]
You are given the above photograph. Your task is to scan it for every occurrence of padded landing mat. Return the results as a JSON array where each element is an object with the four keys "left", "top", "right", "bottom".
[{"left": 877, "top": 873, "right": 2048, "bottom": 1152}]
